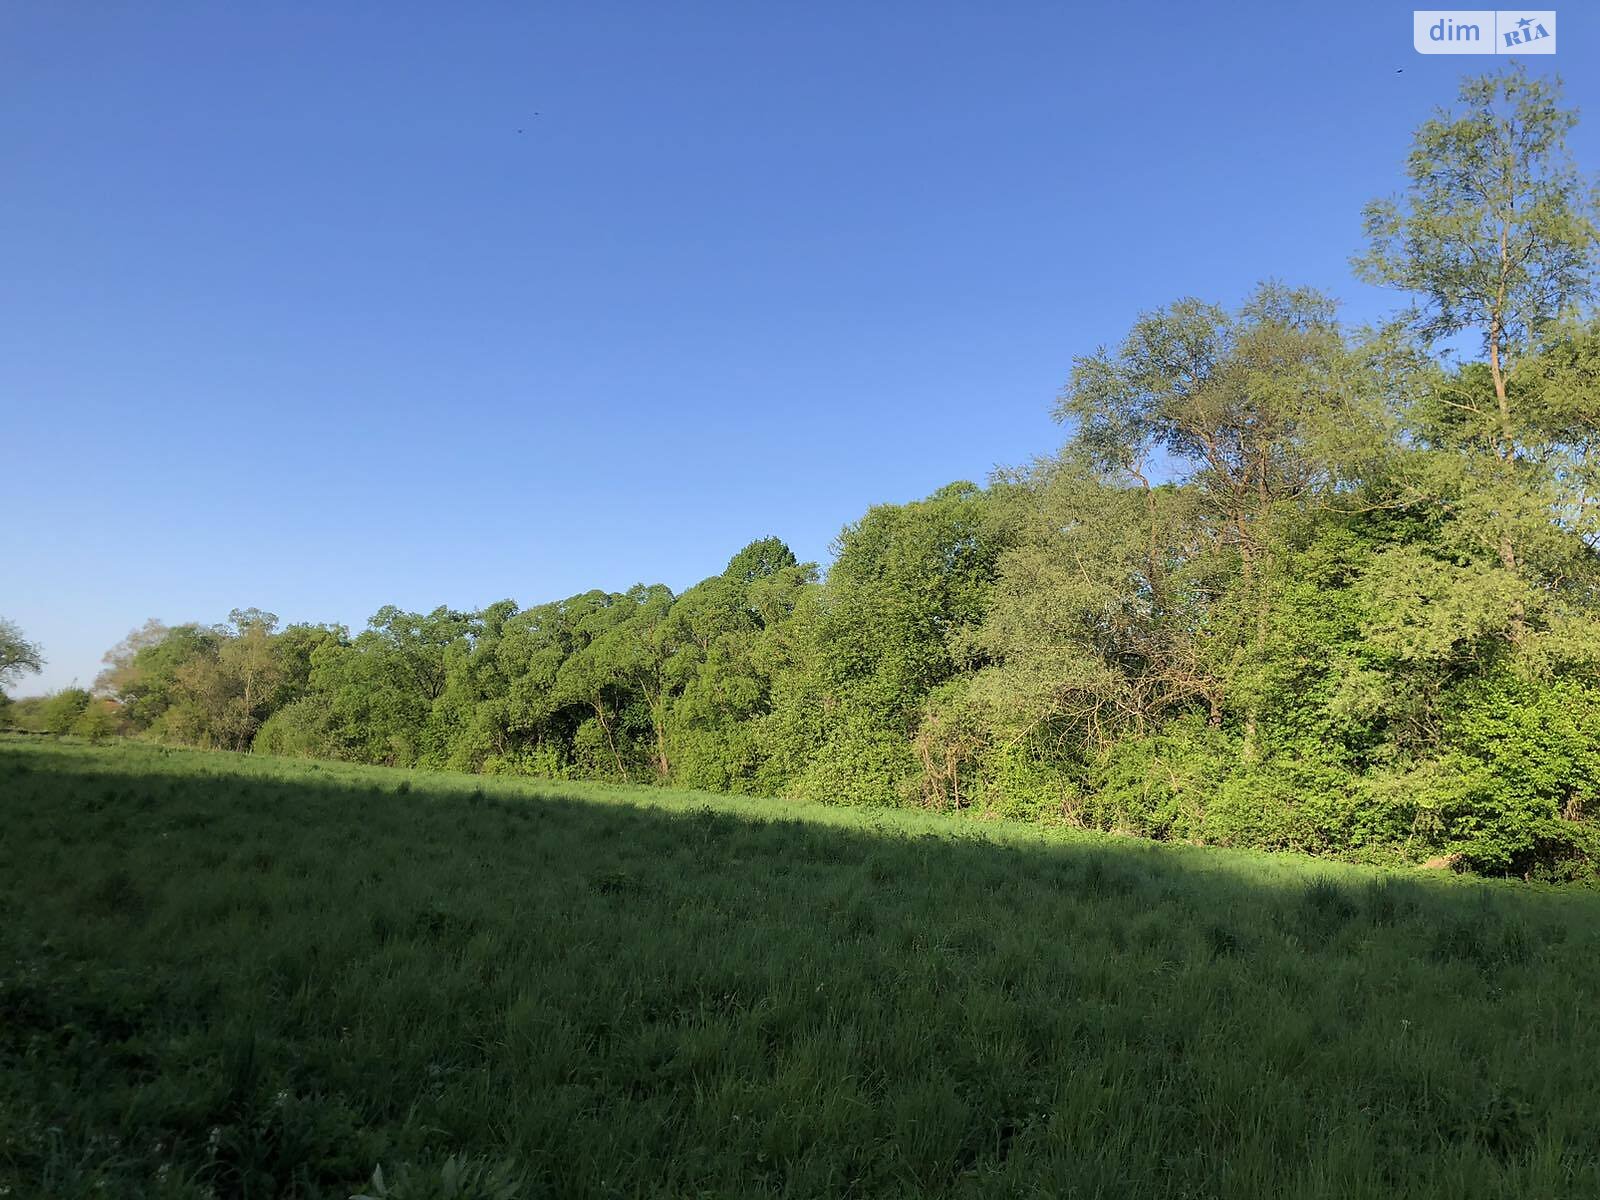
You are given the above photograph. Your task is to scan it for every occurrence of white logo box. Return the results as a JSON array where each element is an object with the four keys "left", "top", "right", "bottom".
[{"left": 1413, "top": 10, "right": 1556, "bottom": 54}]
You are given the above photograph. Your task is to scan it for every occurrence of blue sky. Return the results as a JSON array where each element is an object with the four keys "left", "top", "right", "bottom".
[{"left": 3, "top": 2, "right": 1596, "bottom": 695}]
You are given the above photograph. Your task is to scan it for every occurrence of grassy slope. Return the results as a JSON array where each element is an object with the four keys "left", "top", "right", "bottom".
[{"left": 3, "top": 736, "right": 1599, "bottom": 1199}]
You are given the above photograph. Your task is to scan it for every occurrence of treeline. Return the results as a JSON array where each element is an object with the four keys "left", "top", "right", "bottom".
[{"left": 35, "top": 68, "right": 1600, "bottom": 879}]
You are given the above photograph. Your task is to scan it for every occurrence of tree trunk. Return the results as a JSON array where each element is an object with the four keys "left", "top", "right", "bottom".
[
  {"left": 652, "top": 703, "right": 670, "bottom": 781},
  {"left": 1489, "top": 223, "right": 1526, "bottom": 642},
  {"left": 593, "top": 701, "right": 626, "bottom": 780}
]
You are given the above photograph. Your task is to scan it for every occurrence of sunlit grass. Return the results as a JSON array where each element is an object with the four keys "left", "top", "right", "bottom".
[{"left": 3, "top": 735, "right": 1599, "bottom": 1198}]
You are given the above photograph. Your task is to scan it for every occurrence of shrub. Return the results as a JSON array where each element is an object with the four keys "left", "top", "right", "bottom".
[
  {"left": 253, "top": 697, "right": 335, "bottom": 758},
  {"left": 1204, "top": 759, "right": 1394, "bottom": 855},
  {"left": 792, "top": 726, "right": 918, "bottom": 807},
  {"left": 668, "top": 722, "right": 763, "bottom": 795},
  {"left": 973, "top": 745, "right": 1081, "bottom": 822},
  {"left": 1088, "top": 718, "right": 1233, "bottom": 841},
  {"left": 42, "top": 687, "right": 92, "bottom": 734},
  {"left": 1432, "top": 675, "right": 1600, "bottom": 878},
  {"left": 72, "top": 700, "right": 121, "bottom": 744},
  {"left": 482, "top": 743, "right": 569, "bottom": 779}
]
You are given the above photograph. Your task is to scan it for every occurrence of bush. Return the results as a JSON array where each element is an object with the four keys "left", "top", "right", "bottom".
[
  {"left": 42, "top": 687, "right": 92, "bottom": 734},
  {"left": 2, "top": 695, "right": 50, "bottom": 731},
  {"left": 253, "top": 697, "right": 335, "bottom": 758},
  {"left": 668, "top": 722, "right": 763, "bottom": 794},
  {"left": 72, "top": 700, "right": 121, "bottom": 744},
  {"left": 1205, "top": 758, "right": 1399, "bottom": 855},
  {"left": 1087, "top": 717, "right": 1233, "bottom": 840},
  {"left": 1431, "top": 675, "right": 1600, "bottom": 877},
  {"left": 570, "top": 717, "right": 646, "bottom": 783},
  {"left": 792, "top": 726, "right": 917, "bottom": 807},
  {"left": 482, "top": 743, "right": 569, "bottom": 778},
  {"left": 972, "top": 746, "right": 1080, "bottom": 822}
]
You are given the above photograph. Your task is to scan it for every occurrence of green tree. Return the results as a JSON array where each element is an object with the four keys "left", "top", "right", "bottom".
[
  {"left": 1055, "top": 282, "right": 1383, "bottom": 758},
  {"left": 970, "top": 462, "right": 1219, "bottom": 758},
  {"left": 1357, "top": 66, "right": 1599, "bottom": 638},
  {"left": 663, "top": 539, "right": 815, "bottom": 792},
  {"left": 1357, "top": 65, "right": 1596, "bottom": 449},
  {"left": 0, "top": 617, "right": 44, "bottom": 693},
  {"left": 97, "top": 620, "right": 220, "bottom": 732},
  {"left": 765, "top": 482, "right": 1017, "bottom": 805},
  {"left": 552, "top": 590, "right": 652, "bottom": 781}
]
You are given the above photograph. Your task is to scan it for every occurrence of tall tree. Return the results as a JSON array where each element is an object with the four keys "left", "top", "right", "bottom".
[
  {"left": 662, "top": 539, "right": 815, "bottom": 791},
  {"left": 1057, "top": 282, "right": 1378, "bottom": 757},
  {"left": 1356, "top": 66, "right": 1599, "bottom": 630},
  {"left": 764, "top": 482, "right": 1017, "bottom": 804},
  {"left": 1357, "top": 65, "right": 1596, "bottom": 448},
  {"left": 97, "top": 621, "right": 222, "bottom": 734},
  {"left": 552, "top": 591, "right": 642, "bottom": 780}
]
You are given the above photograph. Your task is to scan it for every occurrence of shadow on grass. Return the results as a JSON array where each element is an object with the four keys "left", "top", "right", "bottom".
[{"left": 3, "top": 737, "right": 1600, "bottom": 1199}]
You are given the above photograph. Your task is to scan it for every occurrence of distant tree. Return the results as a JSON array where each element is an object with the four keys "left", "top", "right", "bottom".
[
  {"left": 723, "top": 536, "right": 799, "bottom": 585},
  {"left": 97, "top": 612, "right": 330, "bottom": 752},
  {"left": 0, "top": 617, "right": 44, "bottom": 692},
  {"left": 3, "top": 695, "right": 50, "bottom": 731},
  {"left": 214, "top": 608, "right": 284, "bottom": 750},
  {"left": 97, "top": 620, "right": 216, "bottom": 729},
  {"left": 971, "top": 462, "right": 1218, "bottom": 756},
  {"left": 600, "top": 584, "right": 678, "bottom": 780},
  {"left": 366, "top": 606, "right": 473, "bottom": 706},
  {"left": 661, "top": 540, "right": 816, "bottom": 792},
  {"left": 269, "top": 622, "right": 347, "bottom": 711}
]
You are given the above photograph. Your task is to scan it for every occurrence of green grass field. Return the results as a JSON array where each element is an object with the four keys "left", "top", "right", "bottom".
[{"left": 4, "top": 736, "right": 1600, "bottom": 1199}]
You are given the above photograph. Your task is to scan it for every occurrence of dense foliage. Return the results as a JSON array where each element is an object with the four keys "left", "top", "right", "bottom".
[
  {"left": 6, "top": 737, "right": 1600, "bottom": 1198},
  {"left": 16, "top": 68, "right": 1600, "bottom": 879}
]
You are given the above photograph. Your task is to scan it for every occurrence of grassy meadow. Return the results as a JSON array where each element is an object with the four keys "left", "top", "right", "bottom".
[{"left": 3, "top": 735, "right": 1600, "bottom": 1199}]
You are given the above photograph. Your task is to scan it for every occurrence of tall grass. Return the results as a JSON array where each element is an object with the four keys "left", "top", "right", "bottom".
[{"left": 3, "top": 735, "right": 1599, "bottom": 1198}]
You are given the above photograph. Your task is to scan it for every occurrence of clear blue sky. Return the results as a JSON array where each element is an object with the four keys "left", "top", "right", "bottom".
[{"left": 4, "top": 3, "right": 1596, "bottom": 696}]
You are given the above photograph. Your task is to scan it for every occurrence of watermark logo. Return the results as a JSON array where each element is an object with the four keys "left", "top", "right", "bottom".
[{"left": 1413, "top": 11, "right": 1556, "bottom": 54}]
